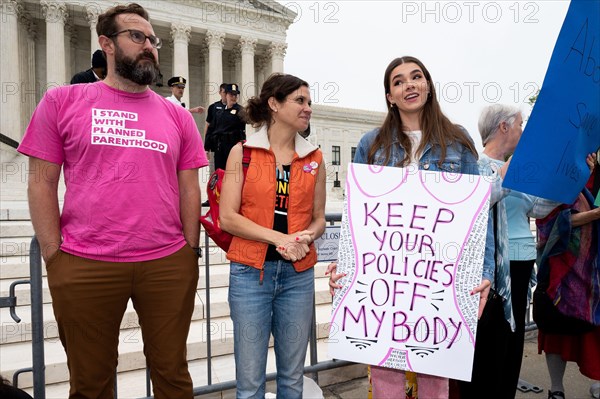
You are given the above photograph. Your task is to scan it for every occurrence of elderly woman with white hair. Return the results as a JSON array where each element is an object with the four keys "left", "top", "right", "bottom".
[{"left": 460, "top": 104, "right": 560, "bottom": 398}]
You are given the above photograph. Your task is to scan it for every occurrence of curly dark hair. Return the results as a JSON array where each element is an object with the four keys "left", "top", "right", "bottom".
[{"left": 245, "top": 73, "right": 309, "bottom": 128}]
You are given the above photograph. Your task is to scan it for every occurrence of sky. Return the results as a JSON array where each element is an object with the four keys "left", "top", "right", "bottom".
[{"left": 278, "top": 0, "right": 571, "bottom": 150}]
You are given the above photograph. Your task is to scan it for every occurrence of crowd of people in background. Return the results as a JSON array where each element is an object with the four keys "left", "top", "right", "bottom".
[{"left": 11, "top": 2, "right": 598, "bottom": 399}]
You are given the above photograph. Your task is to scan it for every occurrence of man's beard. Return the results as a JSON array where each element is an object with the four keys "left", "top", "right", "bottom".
[{"left": 114, "top": 45, "right": 159, "bottom": 86}]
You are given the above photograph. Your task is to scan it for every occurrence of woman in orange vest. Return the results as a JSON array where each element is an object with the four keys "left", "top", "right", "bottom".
[{"left": 220, "top": 73, "right": 326, "bottom": 399}]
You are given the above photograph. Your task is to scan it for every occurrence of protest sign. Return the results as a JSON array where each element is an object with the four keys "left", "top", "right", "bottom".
[
  {"left": 328, "top": 163, "right": 490, "bottom": 381},
  {"left": 503, "top": 0, "right": 600, "bottom": 203}
]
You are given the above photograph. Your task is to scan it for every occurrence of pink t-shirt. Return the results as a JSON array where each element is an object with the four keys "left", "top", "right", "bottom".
[{"left": 18, "top": 82, "right": 208, "bottom": 262}]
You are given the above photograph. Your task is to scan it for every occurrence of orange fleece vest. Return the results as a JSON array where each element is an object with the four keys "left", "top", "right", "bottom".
[{"left": 226, "top": 146, "right": 323, "bottom": 272}]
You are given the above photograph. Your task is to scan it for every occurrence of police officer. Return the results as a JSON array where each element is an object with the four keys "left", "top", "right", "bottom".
[
  {"left": 203, "top": 83, "right": 228, "bottom": 154},
  {"left": 212, "top": 84, "right": 246, "bottom": 170},
  {"left": 199, "top": 83, "right": 228, "bottom": 206},
  {"left": 165, "top": 76, "right": 205, "bottom": 114}
]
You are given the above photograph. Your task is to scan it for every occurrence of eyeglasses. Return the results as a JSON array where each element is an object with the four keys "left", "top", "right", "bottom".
[{"left": 110, "top": 29, "right": 162, "bottom": 49}]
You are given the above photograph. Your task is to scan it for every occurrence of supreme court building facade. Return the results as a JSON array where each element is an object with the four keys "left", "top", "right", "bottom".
[{"left": 0, "top": 0, "right": 384, "bottom": 201}]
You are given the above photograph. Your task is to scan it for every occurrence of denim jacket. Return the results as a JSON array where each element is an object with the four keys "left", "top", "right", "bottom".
[
  {"left": 353, "top": 127, "right": 493, "bottom": 281},
  {"left": 479, "top": 154, "right": 515, "bottom": 330},
  {"left": 353, "top": 128, "right": 480, "bottom": 175}
]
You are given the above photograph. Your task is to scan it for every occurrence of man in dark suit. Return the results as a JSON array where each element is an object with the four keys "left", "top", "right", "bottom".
[{"left": 70, "top": 50, "right": 107, "bottom": 84}]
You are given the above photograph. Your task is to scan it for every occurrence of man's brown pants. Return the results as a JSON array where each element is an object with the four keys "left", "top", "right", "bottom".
[{"left": 46, "top": 245, "right": 199, "bottom": 399}]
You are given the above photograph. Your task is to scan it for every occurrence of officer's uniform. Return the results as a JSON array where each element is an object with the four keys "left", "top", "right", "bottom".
[
  {"left": 212, "top": 84, "right": 246, "bottom": 170},
  {"left": 165, "top": 76, "right": 187, "bottom": 108},
  {"left": 204, "top": 99, "right": 226, "bottom": 152}
]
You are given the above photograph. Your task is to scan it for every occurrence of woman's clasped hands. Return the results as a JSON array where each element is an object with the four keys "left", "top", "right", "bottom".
[{"left": 275, "top": 230, "right": 314, "bottom": 262}]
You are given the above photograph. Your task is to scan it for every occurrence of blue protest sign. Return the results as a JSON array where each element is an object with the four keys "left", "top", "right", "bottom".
[{"left": 503, "top": 0, "right": 599, "bottom": 204}]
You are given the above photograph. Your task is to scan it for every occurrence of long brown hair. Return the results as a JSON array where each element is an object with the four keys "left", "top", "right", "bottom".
[{"left": 368, "top": 56, "right": 477, "bottom": 166}]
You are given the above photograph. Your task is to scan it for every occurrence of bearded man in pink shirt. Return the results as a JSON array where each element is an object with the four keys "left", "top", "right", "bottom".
[{"left": 17, "top": 3, "right": 208, "bottom": 398}]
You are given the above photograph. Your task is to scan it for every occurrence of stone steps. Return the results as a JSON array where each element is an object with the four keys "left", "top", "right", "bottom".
[
  {"left": 0, "top": 274, "right": 52, "bottom": 306},
  {"left": 0, "top": 260, "right": 233, "bottom": 306},
  {"left": 0, "top": 201, "right": 31, "bottom": 221},
  {"left": 1, "top": 300, "right": 209, "bottom": 344},
  {"left": 0, "top": 200, "right": 353, "bottom": 397},
  {"left": 1, "top": 262, "right": 338, "bottom": 392},
  {"left": 0, "top": 263, "right": 332, "bottom": 327},
  {"left": 29, "top": 341, "right": 368, "bottom": 399},
  {"left": 0, "top": 255, "right": 35, "bottom": 279},
  {"left": 0, "top": 220, "right": 35, "bottom": 237},
  {"left": 0, "top": 253, "right": 233, "bottom": 283},
  {"left": 0, "top": 236, "right": 229, "bottom": 258},
  {"left": 2, "top": 300, "right": 338, "bottom": 389},
  {"left": 0, "top": 236, "right": 31, "bottom": 257},
  {"left": 1, "top": 261, "right": 332, "bottom": 348}
]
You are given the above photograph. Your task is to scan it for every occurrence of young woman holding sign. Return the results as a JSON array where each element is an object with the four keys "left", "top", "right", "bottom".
[{"left": 328, "top": 55, "right": 486, "bottom": 398}]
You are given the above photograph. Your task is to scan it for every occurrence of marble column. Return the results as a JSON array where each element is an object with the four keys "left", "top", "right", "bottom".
[
  {"left": 228, "top": 48, "right": 241, "bottom": 87},
  {"left": 239, "top": 37, "right": 257, "bottom": 103},
  {"left": 171, "top": 22, "right": 191, "bottom": 107},
  {"left": 256, "top": 55, "right": 270, "bottom": 92},
  {"left": 69, "top": 22, "right": 78, "bottom": 75},
  {"left": 85, "top": 7, "right": 100, "bottom": 53},
  {"left": 205, "top": 30, "right": 224, "bottom": 104},
  {"left": 64, "top": 19, "right": 75, "bottom": 80},
  {"left": 41, "top": 0, "right": 68, "bottom": 87},
  {"left": 1, "top": 0, "right": 23, "bottom": 140},
  {"left": 268, "top": 42, "right": 287, "bottom": 74},
  {"left": 18, "top": 10, "right": 37, "bottom": 129},
  {"left": 200, "top": 45, "right": 209, "bottom": 106}
]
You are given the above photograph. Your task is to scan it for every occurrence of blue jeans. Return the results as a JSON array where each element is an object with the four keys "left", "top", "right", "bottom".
[{"left": 228, "top": 260, "right": 315, "bottom": 399}]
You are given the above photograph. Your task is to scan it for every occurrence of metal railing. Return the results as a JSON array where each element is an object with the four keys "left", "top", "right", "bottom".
[
  {"left": 5, "top": 212, "right": 540, "bottom": 397},
  {"left": 6, "top": 214, "right": 352, "bottom": 398},
  {"left": 0, "top": 133, "right": 20, "bottom": 149},
  {"left": 1, "top": 237, "right": 46, "bottom": 398}
]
